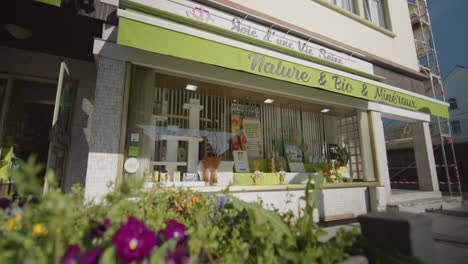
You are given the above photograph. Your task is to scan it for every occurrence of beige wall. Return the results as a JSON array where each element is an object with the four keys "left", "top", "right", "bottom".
[{"left": 225, "top": 0, "right": 420, "bottom": 71}]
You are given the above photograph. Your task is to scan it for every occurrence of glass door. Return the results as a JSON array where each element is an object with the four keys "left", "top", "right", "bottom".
[
  {"left": 0, "top": 77, "right": 13, "bottom": 186},
  {"left": 44, "top": 62, "right": 74, "bottom": 193}
]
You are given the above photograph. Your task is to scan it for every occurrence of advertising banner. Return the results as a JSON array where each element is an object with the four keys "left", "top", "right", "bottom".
[
  {"left": 231, "top": 103, "right": 264, "bottom": 158},
  {"left": 117, "top": 16, "right": 449, "bottom": 118}
]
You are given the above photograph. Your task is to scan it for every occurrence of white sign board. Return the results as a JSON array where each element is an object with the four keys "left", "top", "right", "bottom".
[
  {"left": 289, "top": 162, "right": 306, "bottom": 173},
  {"left": 233, "top": 151, "right": 250, "bottom": 172},
  {"left": 132, "top": 0, "right": 374, "bottom": 74}
]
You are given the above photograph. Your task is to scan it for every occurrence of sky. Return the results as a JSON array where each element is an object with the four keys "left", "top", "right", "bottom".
[{"left": 427, "top": 0, "right": 468, "bottom": 78}]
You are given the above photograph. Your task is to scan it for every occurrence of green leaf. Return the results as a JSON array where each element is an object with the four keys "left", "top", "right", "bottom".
[
  {"left": 230, "top": 196, "right": 294, "bottom": 245},
  {"left": 152, "top": 239, "right": 177, "bottom": 262},
  {"left": 99, "top": 246, "right": 116, "bottom": 264}
]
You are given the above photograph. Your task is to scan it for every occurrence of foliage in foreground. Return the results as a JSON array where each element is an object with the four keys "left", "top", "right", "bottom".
[{"left": 0, "top": 156, "right": 364, "bottom": 264}]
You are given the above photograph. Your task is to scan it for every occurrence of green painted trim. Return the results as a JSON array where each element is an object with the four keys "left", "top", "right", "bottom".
[
  {"left": 153, "top": 182, "right": 378, "bottom": 193},
  {"left": 323, "top": 181, "right": 380, "bottom": 188},
  {"left": 313, "top": 0, "right": 396, "bottom": 38},
  {"left": 36, "top": 0, "right": 61, "bottom": 7},
  {"left": 121, "top": 0, "right": 385, "bottom": 82},
  {"left": 117, "top": 17, "right": 448, "bottom": 118},
  {"left": 367, "top": 112, "right": 381, "bottom": 185}
]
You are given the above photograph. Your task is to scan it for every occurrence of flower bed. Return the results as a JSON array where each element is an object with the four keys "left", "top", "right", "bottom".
[{"left": 0, "top": 157, "right": 418, "bottom": 263}]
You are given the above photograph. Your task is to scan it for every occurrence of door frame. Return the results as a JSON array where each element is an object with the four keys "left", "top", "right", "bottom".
[{"left": 0, "top": 70, "right": 78, "bottom": 194}]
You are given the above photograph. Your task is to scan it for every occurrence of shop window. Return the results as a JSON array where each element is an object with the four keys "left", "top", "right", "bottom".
[
  {"left": 448, "top": 98, "right": 458, "bottom": 110},
  {"left": 451, "top": 120, "right": 462, "bottom": 134},
  {"left": 363, "top": 0, "right": 388, "bottom": 28},
  {"left": 337, "top": 115, "right": 363, "bottom": 179},
  {"left": 125, "top": 66, "right": 370, "bottom": 187},
  {"left": 326, "top": 0, "right": 357, "bottom": 14}
]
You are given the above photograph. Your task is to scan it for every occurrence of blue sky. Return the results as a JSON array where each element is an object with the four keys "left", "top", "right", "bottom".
[{"left": 428, "top": 0, "right": 468, "bottom": 77}]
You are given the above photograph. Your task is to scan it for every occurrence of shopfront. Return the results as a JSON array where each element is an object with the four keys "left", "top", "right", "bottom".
[
  {"left": 126, "top": 68, "right": 372, "bottom": 185},
  {"left": 87, "top": 0, "right": 449, "bottom": 218}
]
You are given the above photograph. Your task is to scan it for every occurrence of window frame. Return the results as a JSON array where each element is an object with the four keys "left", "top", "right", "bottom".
[
  {"left": 450, "top": 120, "right": 462, "bottom": 135},
  {"left": 326, "top": 0, "right": 359, "bottom": 15},
  {"left": 363, "top": 0, "right": 390, "bottom": 30},
  {"left": 313, "top": 0, "right": 395, "bottom": 37},
  {"left": 448, "top": 98, "right": 458, "bottom": 110}
]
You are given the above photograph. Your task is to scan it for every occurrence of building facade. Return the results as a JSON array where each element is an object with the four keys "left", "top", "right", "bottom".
[
  {"left": 443, "top": 65, "right": 468, "bottom": 192},
  {"left": 0, "top": 0, "right": 450, "bottom": 219},
  {"left": 444, "top": 66, "right": 468, "bottom": 143}
]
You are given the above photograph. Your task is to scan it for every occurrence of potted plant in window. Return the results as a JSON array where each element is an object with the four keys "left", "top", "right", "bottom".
[{"left": 335, "top": 145, "right": 352, "bottom": 182}]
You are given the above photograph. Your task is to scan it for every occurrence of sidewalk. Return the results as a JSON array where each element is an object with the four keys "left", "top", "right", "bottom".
[
  {"left": 321, "top": 194, "right": 468, "bottom": 263},
  {"left": 428, "top": 196, "right": 468, "bottom": 264}
]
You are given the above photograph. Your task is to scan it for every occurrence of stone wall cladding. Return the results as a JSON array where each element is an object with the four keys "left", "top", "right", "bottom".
[
  {"left": 0, "top": 47, "right": 96, "bottom": 192},
  {"left": 232, "top": 187, "right": 369, "bottom": 220},
  {"left": 373, "top": 65, "right": 428, "bottom": 96},
  {"left": 88, "top": 57, "right": 125, "bottom": 153},
  {"left": 319, "top": 187, "right": 369, "bottom": 218},
  {"left": 84, "top": 57, "right": 126, "bottom": 200}
]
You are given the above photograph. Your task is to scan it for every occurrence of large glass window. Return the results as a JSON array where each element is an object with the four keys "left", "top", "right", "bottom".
[
  {"left": 364, "top": 0, "right": 388, "bottom": 28},
  {"left": 124, "top": 66, "right": 372, "bottom": 187}
]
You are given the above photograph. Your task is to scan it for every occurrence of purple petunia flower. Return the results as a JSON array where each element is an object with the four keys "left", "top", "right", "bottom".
[
  {"left": 164, "top": 244, "right": 189, "bottom": 264},
  {"left": 162, "top": 220, "right": 187, "bottom": 243},
  {"left": 217, "top": 196, "right": 227, "bottom": 208},
  {"left": 112, "top": 216, "right": 157, "bottom": 263},
  {"left": 238, "top": 209, "right": 249, "bottom": 220},
  {"left": 89, "top": 218, "right": 111, "bottom": 240},
  {"left": 0, "top": 197, "right": 11, "bottom": 209},
  {"left": 60, "top": 245, "right": 102, "bottom": 264},
  {"left": 60, "top": 245, "right": 81, "bottom": 264},
  {"left": 79, "top": 248, "right": 102, "bottom": 264},
  {"left": 103, "top": 218, "right": 111, "bottom": 228}
]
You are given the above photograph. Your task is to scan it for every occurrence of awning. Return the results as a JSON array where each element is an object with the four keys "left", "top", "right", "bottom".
[
  {"left": 116, "top": 10, "right": 449, "bottom": 118},
  {"left": 36, "top": 0, "right": 61, "bottom": 7}
]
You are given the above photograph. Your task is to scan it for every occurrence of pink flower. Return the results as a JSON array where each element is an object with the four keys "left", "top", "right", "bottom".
[
  {"left": 162, "top": 220, "right": 187, "bottom": 243},
  {"left": 112, "top": 216, "right": 157, "bottom": 263},
  {"left": 60, "top": 245, "right": 81, "bottom": 264},
  {"left": 60, "top": 245, "right": 102, "bottom": 264},
  {"left": 164, "top": 244, "right": 189, "bottom": 264}
]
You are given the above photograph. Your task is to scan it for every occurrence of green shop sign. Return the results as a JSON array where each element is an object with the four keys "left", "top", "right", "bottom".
[
  {"left": 36, "top": 0, "right": 61, "bottom": 7},
  {"left": 117, "top": 17, "right": 449, "bottom": 118}
]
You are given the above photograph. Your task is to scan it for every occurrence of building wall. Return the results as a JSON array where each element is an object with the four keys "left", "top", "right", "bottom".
[
  {"left": 222, "top": 0, "right": 420, "bottom": 71},
  {"left": 231, "top": 187, "right": 369, "bottom": 220},
  {"left": 0, "top": 47, "right": 97, "bottom": 191},
  {"left": 84, "top": 57, "right": 126, "bottom": 200},
  {"left": 444, "top": 66, "right": 468, "bottom": 143}
]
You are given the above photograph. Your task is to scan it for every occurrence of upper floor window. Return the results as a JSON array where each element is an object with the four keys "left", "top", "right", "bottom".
[
  {"left": 451, "top": 120, "right": 462, "bottom": 134},
  {"left": 327, "top": 0, "right": 357, "bottom": 14},
  {"left": 364, "top": 0, "right": 387, "bottom": 29},
  {"left": 448, "top": 98, "right": 458, "bottom": 110}
]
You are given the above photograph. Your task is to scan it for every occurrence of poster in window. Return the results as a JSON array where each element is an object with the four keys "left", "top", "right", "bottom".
[
  {"left": 284, "top": 144, "right": 305, "bottom": 172},
  {"left": 231, "top": 103, "right": 263, "bottom": 158}
]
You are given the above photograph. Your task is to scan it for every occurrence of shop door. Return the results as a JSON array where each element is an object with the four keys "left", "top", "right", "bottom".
[
  {"left": 0, "top": 78, "right": 13, "bottom": 189},
  {"left": 44, "top": 62, "right": 74, "bottom": 193}
]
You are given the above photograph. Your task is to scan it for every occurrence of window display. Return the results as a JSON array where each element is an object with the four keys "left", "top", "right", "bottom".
[{"left": 125, "top": 66, "right": 373, "bottom": 187}]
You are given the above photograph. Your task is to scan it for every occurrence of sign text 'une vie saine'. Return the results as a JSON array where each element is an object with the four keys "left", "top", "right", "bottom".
[{"left": 152, "top": 0, "right": 374, "bottom": 74}]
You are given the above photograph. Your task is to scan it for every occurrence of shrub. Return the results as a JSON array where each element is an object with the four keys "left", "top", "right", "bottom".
[{"left": 0, "top": 156, "right": 361, "bottom": 264}]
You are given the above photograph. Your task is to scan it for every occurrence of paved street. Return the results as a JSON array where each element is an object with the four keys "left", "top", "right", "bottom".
[
  {"left": 321, "top": 194, "right": 468, "bottom": 263},
  {"left": 429, "top": 195, "right": 468, "bottom": 264}
]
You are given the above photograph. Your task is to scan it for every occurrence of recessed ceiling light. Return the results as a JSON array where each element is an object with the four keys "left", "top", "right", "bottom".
[
  {"left": 264, "top": 98, "right": 275, "bottom": 104},
  {"left": 185, "top": 84, "right": 198, "bottom": 91},
  {"left": 321, "top": 108, "right": 331, "bottom": 113}
]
